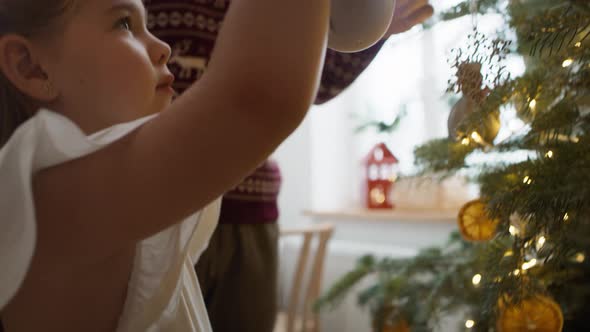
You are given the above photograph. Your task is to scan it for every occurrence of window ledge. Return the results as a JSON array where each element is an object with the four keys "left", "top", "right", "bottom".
[{"left": 303, "top": 208, "right": 457, "bottom": 223}]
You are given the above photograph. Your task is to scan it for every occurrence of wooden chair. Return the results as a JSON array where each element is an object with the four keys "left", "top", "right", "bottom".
[{"left": 275, "top": 223, "right": 335, "bottom": 332}]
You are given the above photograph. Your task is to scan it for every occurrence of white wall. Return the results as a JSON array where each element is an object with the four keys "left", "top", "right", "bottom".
[{"left": 273, "top": 114, "right": 313, "bottom": 227}]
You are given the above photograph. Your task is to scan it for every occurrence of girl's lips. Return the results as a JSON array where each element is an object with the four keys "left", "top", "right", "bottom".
[
  {"left": 156, "top": 74, "right": 175, "bottom": 89},
  {"left": 156, "top": 85, "right": 176, "bottom": 95}
]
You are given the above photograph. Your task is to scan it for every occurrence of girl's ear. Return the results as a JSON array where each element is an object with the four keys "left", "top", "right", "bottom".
[{"left": 0, "top": 35, "right": 59, "bottom": 101}]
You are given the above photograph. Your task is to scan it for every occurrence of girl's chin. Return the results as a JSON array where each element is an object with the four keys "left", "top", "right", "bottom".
[{"left": 151, "top": 99, "right": 173, "bottom": 114}]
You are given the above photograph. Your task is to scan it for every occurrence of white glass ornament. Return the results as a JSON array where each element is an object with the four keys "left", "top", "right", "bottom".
[{"left": 327, "top": 0, "right": 396, "bottom": 53}]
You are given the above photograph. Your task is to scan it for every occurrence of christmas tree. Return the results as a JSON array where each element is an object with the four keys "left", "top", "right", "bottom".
[{"left": 315, "top": 1, "right": 590, "bottom": 331}]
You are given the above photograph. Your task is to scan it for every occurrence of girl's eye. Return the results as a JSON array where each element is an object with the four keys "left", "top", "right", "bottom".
[{"left": 116, "top": 16, "right": 132, "bottom": 31}]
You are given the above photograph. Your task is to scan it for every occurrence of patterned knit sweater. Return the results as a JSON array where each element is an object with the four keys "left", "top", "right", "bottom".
[{"left": 145, "top": 0, "right": 385, "bottom": 224}]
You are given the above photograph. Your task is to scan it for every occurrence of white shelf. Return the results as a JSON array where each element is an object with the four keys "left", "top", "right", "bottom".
[{"left": 303, "top": 208, "right": 457, "bottom": 223}]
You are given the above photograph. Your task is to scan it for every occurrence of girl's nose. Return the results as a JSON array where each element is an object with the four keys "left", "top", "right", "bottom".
[{"left": 149, "top": 34, "right": 172, "bottom": 66}]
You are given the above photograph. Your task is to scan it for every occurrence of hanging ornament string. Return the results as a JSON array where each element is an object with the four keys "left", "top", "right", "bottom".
[{"left": 470, "top": 0, "right": 479, "bottom": 28}]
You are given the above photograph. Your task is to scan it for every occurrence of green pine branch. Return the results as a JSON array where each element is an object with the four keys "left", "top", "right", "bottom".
[{"left": 318, "top": 1, "right": 590, "bottom": 330}]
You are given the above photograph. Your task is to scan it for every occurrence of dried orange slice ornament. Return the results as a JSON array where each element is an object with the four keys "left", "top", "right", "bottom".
[
  {"left": 458, "top": 199, "right": 499, "bottom": 242},
  {"left": 497, "top": 295, "right": 563, "bottom": 332}
]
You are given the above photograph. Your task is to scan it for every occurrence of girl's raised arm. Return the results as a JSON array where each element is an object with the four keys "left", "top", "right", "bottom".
[{"left": 33, "top": 0, "right": 330, "bottom": 267}]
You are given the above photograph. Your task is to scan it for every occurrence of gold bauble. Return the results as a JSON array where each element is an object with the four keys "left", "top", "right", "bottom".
[
  {"left": 448, "top": 96, "right": 501, "bottom": 144},
  {"left": 374, "top": 305, "right": 410, "bottom": 332},
  {"left": 382, "top": 319, "right": 410, "bottom": 332}
]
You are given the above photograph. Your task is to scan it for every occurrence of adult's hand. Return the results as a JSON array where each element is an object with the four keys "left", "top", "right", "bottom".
[{"left": 384, "top": 0, "right": 434, "bottom": 37}]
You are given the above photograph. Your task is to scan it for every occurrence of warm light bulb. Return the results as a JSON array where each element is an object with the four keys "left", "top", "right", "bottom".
[
  {"left": 537, "top": 236, "right": 546, "bottom": 248},
  {"left": 563, "top": 213, "right": 570, "bottom": 222},
  {"left": 545, "top": 150, "right": 553, "bottom": 158},
  {"left": 513, "top": 269, "right": 521, "bottom": 276},
  {"left": 522, "top": 259, "right": 537, "bottom": 270},
  {"left": 529, "top": 99, "right": 537, "bottom": 110},
  {"left": 575, "top": 42, "right": 582, "bottom": 48},
  {"left": 465, "top": 320, "right": 475, "bottom": 329},
  {"left": 504, "top": 250, "right": 514, "bottom": 257},
  {"left": 472, "top": 274, "right": 482, "bottom": 285},
  {"left": 562, "top": 58, "right": 574, "bottom": 67},
  {"left": 509, "top": 225, "right": 518, "bottom": 236},
  {"left": 461, "top": 137, "right": 470, "bottom": 146},
  {"left": 471, "top": 131, "right": 484, "bottom": 144},
  {"left": 575, "top": 253, "right": 585, "bottom": 263},
  {"left": 370, "top": 187, "right": 386, "bottom": 204}
]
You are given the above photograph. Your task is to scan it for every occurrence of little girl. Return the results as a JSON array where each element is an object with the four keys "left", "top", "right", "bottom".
[
  {"left": 0, "top": 0, "right": 331, "bottom": 330},
  {"left": 0, "top": 0, "right": 393, "bottom": 331}
]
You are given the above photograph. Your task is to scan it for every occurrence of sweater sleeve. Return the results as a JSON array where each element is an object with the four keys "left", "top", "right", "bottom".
[{"left": 314, "top": 40, "right": 385, "bottom": 104}]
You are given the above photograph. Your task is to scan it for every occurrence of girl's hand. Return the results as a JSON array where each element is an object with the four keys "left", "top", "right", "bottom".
[{"left": 385, "top": 0, "right": 434, "bottom": 36}]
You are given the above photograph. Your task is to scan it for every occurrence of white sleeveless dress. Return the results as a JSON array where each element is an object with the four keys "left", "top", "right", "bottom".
[{"left": 0, "top": 109, "right": 219, "bottom": 332}]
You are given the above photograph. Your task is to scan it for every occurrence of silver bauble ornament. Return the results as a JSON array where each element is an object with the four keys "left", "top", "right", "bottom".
[{"left": 327, "top": 0, "right": 395, "bottom": 53}]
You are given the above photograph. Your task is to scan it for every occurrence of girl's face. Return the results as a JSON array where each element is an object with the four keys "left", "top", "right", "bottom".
[{"left": 42, "top": 0, "right": 173, "bottom": 133}]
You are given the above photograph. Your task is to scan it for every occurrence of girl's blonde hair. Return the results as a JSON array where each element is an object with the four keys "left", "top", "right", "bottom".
[{"left": 0, "top": 0, "right": 74, "bottom": 147}]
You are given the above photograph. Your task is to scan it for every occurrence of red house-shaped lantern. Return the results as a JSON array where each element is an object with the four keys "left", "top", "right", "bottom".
[{"left": 363, "top": 142, "right": 399, "bottom": 209}]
